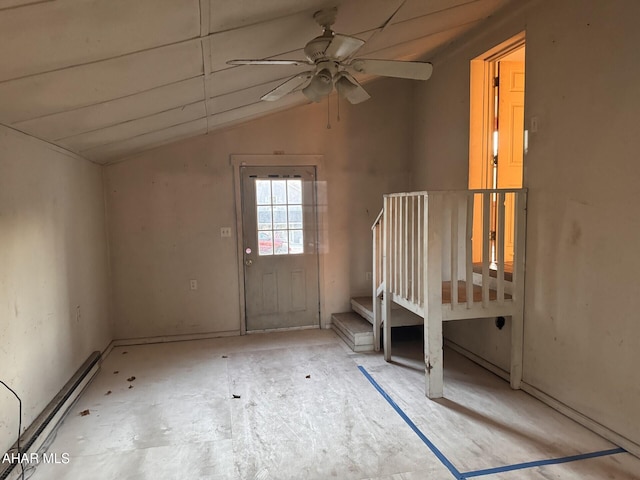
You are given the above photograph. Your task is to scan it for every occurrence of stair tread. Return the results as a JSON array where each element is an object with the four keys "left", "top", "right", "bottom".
[
  {"left": 331, "top": 312, "right": 374, "bottom": 352},
  {"left": 351, "top": 296, "right": 403, "bottom": 312},
  {"left": 332, "top": 312, "right": 374, "bottom": 336},
  {"left": 350, "top": 296, "right": 423, "bottom": 327}
]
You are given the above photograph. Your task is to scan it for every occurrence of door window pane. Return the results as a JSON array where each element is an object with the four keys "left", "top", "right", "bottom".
[
  {"left": 289, "top": 230, "right": 304, "bottom": 254},
  {"left": 258, "top": 231, "right": 273, "bottom": 256},
  {"left": 273, "top": 230, "right": 289, "bottom": 255},
  {"left": 288, "top": 205, "right": 302, "bottom": 229},
  {"left": 257, "top": 206, "right": 272, "bottom": 230},
  {"left": 256, "top": 180, "right": 271, "bottom": 205},
  {"left": 273, "top": 206, "right": 288, "bottom": 230},
  {"left": 287, "top": 180, "right": 302, "bottom": 204},
  {"left": 271, "top": 180, "right": 287, "bottom": 204},
  {"left": 255, "top": 178, "right": 305, "bottom": 256}
]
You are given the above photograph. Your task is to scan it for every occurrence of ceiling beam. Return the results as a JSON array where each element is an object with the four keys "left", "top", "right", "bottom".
[
  {"left": 199, "top": 0, "right": 212, "bottom": 133},
  {"left": 0, "top": 0, "right": 53, "bottom": 12}
]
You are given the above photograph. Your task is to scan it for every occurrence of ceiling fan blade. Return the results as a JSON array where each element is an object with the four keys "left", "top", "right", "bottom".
[
  {"left": 261, "top": 72, "right": 314, "bottom": 101},
  {"left": 349, "top": 59, "right": 433, "bottom": 80},
  {"left": 335, "top": 73, "right": 370, "bottom": 104},
  {"left": 324, "top": 34, "right": 365, "bottom": 60},
  {"left": 227, "top": 59, "right": 311, "bottom": 66}
]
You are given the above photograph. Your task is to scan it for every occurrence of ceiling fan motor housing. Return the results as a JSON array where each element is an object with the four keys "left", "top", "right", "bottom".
[
  {"left": 304, "top": 34, "right": 334, "bottom": 63},
  {"left": 316, "top": 60, "right": 338, "bottom": 77}
]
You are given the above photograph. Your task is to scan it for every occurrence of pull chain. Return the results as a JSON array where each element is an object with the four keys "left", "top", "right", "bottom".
[
  {"left": 326, "top": 94, "right": 331, "bottom": 129},
  {"left": 337, "top": 91, "right": 341, "bottom": 122}
]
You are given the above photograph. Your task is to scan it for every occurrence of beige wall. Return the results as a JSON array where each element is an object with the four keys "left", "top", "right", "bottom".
[
  {"left": 412, "top": 0, "right": 640, "bottom": 447},
  {"left": 105, "top": 78, "right": 413, "bottom": 339},
  {"left": 0, "top": 127, "right": 111, "bottom": 454}
]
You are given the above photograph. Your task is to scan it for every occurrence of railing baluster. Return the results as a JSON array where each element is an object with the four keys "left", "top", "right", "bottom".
[
  {"left": 514, "top": 191, "right": 527, "bottom": 300},
  {"left": 450, "top": 194, "right": 459, "bottom": 308},
  {"left": 417, "top": 194, "right": 423, "bottom": 307},
  {"left": 371, "top": 206, "right": 384, "bottom": 352},
  {"left": 383, "top": 196, "right": 392, "bottom": 361},
  {"left": 399, "top": 196, "right": 404, "bottom": 298},
  {"left": 379, "top": 224, "right": 383, "bottom": 287},
  {"left": 396, "top": 197, "right": 400, "bottom": 297},
  {"left": 391, "top": 196, "right": 395, "bottom": 295},
  {"left": 390, "top": 197, "right": 395, "bottom": 295},
  {"left": 376, "top": 225, "right": 381, "bottom": 288},
  {"left": 372, "top": 218, "right": 379, "bottom": 351},
  {"left": 497, "top": 191, "right": 506, "bottom": 303},
  {"left": 398, "top": 196, "right": 402, "bottom": 297},
  {"left": 394, "top": 196, "right": 399, "bottom": 295},
  {"left": 466, "top": 193, "right": 474, "bottom": 309},
  {"left": 411, "top": 195, "right": 416, "bottom": 304},
  {"left": 482, "top": 191, "right": 491, "bottom": 306},
  {"left": 404, "top": 196, "right": 409, "bottom": 299}
]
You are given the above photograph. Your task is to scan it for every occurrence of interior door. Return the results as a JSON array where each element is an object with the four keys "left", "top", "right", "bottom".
[
  {"left": 241, "top": 166, "right": 320, "bottom": 331},
  {"left": 497, "top": 60, "right": 525, "bottom": 262}
]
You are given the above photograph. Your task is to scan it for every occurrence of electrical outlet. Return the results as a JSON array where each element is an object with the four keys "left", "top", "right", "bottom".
[
  {"left": 220, "top": 227, "right": 232, "bottom": 237},
  {"left": 190, "top": 279, "right": 198, "bottom": 290}
]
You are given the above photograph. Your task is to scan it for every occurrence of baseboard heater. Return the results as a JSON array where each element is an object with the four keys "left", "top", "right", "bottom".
[{"left": 1, "top": 352, "right": 101, "bottom": 480}]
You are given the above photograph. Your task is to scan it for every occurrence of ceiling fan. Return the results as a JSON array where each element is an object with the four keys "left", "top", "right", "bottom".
[{"left": 226, "top": 7, "right": 433, "bottom": 105}]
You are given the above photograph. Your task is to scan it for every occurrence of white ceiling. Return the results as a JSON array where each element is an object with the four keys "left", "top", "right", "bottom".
[{"left": 0, "top": 0, "right": 514, "bottom": 164}]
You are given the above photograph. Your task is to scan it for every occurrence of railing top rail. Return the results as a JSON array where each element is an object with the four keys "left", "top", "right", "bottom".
[
  {"left": 371, "top": 208, "right": 384, "bottom": 231},
  {"left": 383, "top": 191, "right": 428, "bottom": 198},
  {"left": 383, "top": 188, "right": 527, "bottom": 199},
  {"left": 451, "top": 188, "right": 527, "bottom": 195}
]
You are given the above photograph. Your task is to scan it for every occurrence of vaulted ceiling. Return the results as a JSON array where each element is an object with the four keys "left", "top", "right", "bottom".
[{"left": 0, "top": 0, "right": 513, "bottom": 164}]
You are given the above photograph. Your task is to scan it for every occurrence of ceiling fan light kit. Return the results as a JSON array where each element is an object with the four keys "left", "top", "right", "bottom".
[
  {"left": 226, "top": 7, "right": 433, "bottom": 105},
  {"left": 302, "top": 69, "right": 334, "bottom": 102}
]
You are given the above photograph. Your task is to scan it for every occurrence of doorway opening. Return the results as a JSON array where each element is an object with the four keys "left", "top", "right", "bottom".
[{"left": 468, "top": 33, "right": 525, "bottom": 268}]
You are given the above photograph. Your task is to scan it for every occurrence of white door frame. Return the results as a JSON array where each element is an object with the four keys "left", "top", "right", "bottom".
[
  {"left": 231, "top": 154, "right": 327, "bottom": 335},
  {"left": 469, "top": 31, "right": 526, "bottom": 190}
]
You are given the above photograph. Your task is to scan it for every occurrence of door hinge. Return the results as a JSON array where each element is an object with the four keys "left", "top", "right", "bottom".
[{"left": 493, "top": 76, "right": 500, "bottom": 88}]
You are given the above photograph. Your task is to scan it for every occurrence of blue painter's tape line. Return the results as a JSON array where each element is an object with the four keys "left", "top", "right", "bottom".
[
  {"left": 462, "top": 447, "right": 627, "bottom": 478},
  {"left": 358, "top": 365, "right": 464, "bottom": 480}
]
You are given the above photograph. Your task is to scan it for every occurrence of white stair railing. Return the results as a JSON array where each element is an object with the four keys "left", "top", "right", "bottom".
[
  {"left": 372, "top": 189, "right": 527, "bottom": 398},
  {"left": 371, "top": 208, "right": 384, "bottom": 351}
]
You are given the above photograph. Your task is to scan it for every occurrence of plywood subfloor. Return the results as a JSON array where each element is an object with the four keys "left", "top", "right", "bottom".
[{"left": 27, "top": 330, "right": 639, "bottom": 480}]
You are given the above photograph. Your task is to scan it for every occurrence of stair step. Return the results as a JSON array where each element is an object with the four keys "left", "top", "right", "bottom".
[
  {"left": 331, "top": 312, "right": 374, "bottom": 352},
  {"left": 350, "top": 297, "right": 374, "bottom": 323},
  {"left": 351, "top": 296, "right": 423, "bottom": 327}
]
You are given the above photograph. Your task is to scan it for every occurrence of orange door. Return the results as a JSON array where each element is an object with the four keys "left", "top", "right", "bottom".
[{"left": 497, "top": 60, "right": 525, "bottom": 263}]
